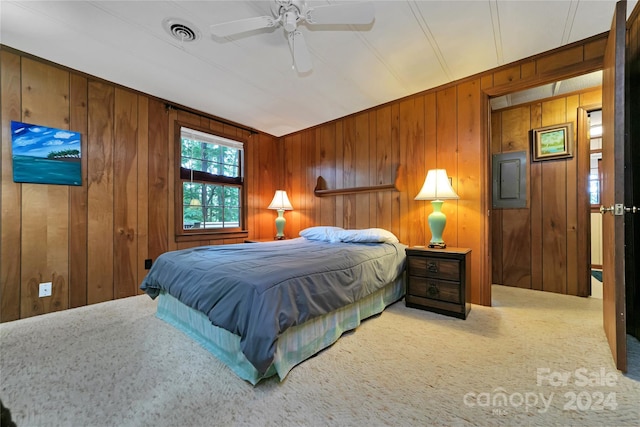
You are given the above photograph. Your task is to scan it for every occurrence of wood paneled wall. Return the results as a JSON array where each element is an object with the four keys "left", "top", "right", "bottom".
[
  {"left": 279, "top": 34, "right": 607, "bottom": 306},
  {"left": 491, "top": 88, "right": 601, "bottom": 295},
  {"left": 0, "top": 48, "right": 275, "bottom": 321},
  {"left": 1, "top": 30, "right": 608, "bottom": 320},
  {"left": 280, "top": 82, "right": 488, "bottom": 305}
]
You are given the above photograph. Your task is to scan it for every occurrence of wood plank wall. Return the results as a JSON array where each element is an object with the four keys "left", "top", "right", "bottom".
[
  {"left": 280, "top": 35, "right": 607, "bottom": 307},
  {"left": 0, "top": 48, "right": 275, "bottom": 321},
  {"left": 490, "top": 88, "right": 601, "bottom": 296},
  {"left": 281, "top": 83, "right": 487, "bottom": 299},
  {"left": 1, "top": 31, "right": 608, "bottom": 321}
]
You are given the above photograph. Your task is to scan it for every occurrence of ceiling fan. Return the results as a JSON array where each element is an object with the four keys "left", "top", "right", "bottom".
[{"left": 210, "top": 1, "right": 375, "bottom": 73}]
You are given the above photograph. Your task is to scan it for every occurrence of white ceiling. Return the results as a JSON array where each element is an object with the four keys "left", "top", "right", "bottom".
[{"left": 1, "top": 1, "right": 637, "bottom": 137}]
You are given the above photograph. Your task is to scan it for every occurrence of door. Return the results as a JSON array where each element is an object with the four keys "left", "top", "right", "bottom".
[
  {"left": 628, "top": 0, "right": 640, "bottom": 341},
  {"left": 601, "top": 0, "right": 627, "bottom": 372}
]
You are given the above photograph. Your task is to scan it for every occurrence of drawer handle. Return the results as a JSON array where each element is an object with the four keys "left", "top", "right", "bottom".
[
  {"left": 427, "top": 284, "right": 439, "bottom": 297},
  {"left": 427, "top": 262, "right": 438, "bottom": 273}
]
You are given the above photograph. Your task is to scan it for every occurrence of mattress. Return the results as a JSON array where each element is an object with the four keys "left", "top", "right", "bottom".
[
  {"left": 141, "top": 237, "right": 407, "bottom": 375},
  {"left": 155, "top": 274, "right": 405, "bottom": 384}
]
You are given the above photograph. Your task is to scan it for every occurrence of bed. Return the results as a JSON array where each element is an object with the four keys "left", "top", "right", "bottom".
[{"left": 140, "top": 227, "right": 407, "bottom": 384}]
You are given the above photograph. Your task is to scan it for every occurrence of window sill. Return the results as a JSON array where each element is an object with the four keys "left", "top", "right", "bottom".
[{"left": 176, "top": 230, "right": 249, "bottom": 243}]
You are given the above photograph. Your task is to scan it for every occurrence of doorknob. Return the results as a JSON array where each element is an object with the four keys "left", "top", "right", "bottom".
[
  {"left": 600, "top": 204, "right": 639, "bottom": 215},
  {"left": 600, "top": 205, "right": 614, "bottom": 214}
]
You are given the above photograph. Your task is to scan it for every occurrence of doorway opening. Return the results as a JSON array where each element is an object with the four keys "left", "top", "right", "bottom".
[
  {"left": 489, "top": 71, "right": 602, "bottom": 300},
  {"left": 588, "top": 109, "right": 604, "bottom": 299}
]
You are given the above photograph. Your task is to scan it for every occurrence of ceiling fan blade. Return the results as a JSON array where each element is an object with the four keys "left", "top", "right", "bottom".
[
  {"left": 210, "top": 16, "right": 277, "bottom": 37},
  {"left": 288, "top": 30, "right": 312, "bottom": 73},
  {"left": 305, "top": 2, "right": 374, "bottom": 25}
]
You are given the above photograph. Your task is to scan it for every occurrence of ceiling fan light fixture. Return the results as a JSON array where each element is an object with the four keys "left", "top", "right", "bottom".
[
  {"left": 283, "top": 10, "right": 298, "bottom": 32},
  {"left": 210, "top": 0, "right": 375, "bottom": 73}
]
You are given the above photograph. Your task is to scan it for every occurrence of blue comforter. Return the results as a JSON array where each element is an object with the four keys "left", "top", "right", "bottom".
[{"left": 140, "top": 238, "right": 406, "bottom": 374}]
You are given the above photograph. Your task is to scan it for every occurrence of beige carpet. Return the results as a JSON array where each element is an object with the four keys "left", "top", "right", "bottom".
[{"left": 1, "top": 285, "right": 639, "bottom": 427}]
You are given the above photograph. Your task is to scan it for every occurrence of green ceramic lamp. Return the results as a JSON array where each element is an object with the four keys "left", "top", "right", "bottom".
[
  {"left": 415, "top": 169, "right": 459, "bottom": 249},
  {"left": 268, "top": 190, "right": 293, "bottom": 240}
]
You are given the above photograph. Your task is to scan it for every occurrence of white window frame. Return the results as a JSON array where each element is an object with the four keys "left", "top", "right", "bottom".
[{"left": 175, "top": 123, "right": 246, "bottom": 239}]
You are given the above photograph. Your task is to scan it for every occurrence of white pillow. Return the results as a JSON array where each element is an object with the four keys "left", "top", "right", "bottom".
[
  {"left": 299, "top": 226, "right": 344, "bottom": 242},
  {"left": 337, "top": 228, "right": 399, "bottom": 244}
]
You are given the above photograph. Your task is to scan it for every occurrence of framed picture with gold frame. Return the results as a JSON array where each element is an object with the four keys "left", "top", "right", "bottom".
[{"left": 531, "top": 122, "right": 574, "bottom": 161}]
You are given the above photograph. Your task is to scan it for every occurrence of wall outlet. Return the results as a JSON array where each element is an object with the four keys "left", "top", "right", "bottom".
[
  {"left": 144, "top": 259, "right": 152, "bottom": 270},
  {"left": 39, "top": 282, "right": 52, "bottom": 298}
]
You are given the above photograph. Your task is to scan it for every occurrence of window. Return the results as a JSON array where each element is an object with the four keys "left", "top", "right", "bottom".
[
  {"left": 178, "top": 125, "right": 244, "bottom": 233},
  {"left": 588, "top": 110, "right": 602, "bottom": 208},
  {"left": 589, "top": 153, "right": 602, "bottom": 206}
]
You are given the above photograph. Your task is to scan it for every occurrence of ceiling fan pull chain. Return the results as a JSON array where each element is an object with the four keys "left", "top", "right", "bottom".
[{"left": 290, "top": 32, "right": 295, "bottom": 70}]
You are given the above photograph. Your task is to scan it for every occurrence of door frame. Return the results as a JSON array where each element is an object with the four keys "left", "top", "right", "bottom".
[
  {"left": 577, "top": 104, "right": 603, "bottom": 297},
  {"left": 578, "top": 104, "right": 604, "bottom": 297},
  {"left": 486, "top": 91, "right": 598, "bottom": 298}
]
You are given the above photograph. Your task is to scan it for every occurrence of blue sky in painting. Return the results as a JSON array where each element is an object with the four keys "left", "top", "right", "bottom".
[{"left": 11, "top": 121, "right": 81, "bottom": 158}]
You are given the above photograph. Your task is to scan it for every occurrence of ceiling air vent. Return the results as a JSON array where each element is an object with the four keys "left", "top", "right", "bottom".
[{"left": 162, "top": 18, "right": 200, "bottom": 43}]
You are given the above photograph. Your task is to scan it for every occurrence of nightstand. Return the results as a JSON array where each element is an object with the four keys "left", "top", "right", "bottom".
[
  {"left": 405, "top": 247, "right": 471, "bottom": 319},
  {"left": 244, "top": 238, "right": 285, "bottom": 243}
]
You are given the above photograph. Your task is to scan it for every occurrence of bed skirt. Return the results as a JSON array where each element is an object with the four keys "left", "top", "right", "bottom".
[{"left": 155, "top": 274, "right": 405, "bottom": 385}]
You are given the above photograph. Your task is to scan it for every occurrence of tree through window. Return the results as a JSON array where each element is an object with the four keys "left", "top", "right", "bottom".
[{"left": 179, "top": 126, "right": 243, "bottom": 231}]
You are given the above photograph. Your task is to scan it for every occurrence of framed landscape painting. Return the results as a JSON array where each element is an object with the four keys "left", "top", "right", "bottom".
[
  {"left": 11, "top": 121, "right": 82, "bottom": 186},
  {"left": 531, "top": 122, "right": 574, "bottom": 161}
]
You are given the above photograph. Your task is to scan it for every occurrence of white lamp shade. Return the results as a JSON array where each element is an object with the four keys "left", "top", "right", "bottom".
[
  {"left": 415, "top": 169, "right": 459, "bottom": 201},
  {"left": 268, "top": 190, "right": 293, "bottom": 210}
]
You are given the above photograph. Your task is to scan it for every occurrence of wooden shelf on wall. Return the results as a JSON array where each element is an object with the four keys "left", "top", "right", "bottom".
[{"left": 314, "top": 166, "right": 401, "bottom": 197}]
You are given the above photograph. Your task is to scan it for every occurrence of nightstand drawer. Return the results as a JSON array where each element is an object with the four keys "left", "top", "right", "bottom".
[
  {"left": 408, "top": 277, "right": 460, "bottom": 304},
  {"left": 408, "top": 257, "right": 460, "bottom": 281},
  {"left": 405, "top": 247, "right": 471, "bottom": 319}
]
